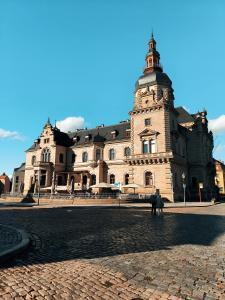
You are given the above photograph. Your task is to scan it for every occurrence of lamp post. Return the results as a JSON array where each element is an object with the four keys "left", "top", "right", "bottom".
[
  {"left": 37, "top": 169, "right": 40, "bottom": 206},
  {"left": 182, "top": 172, "right": 186, "bottom": 206},
  {"left": 170, "top": 172, "right": 174, "bottom": 202}
]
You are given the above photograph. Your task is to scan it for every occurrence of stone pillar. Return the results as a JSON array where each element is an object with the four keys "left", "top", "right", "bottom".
[
  {"left": 51, "top": 170, "right": 55, "bottom": 194},
  {"left": 87, "top": 177, "right": 90, "bottom": 189},
  {"left": 66, "top": 173, "right": 70, "bottom": 188}
]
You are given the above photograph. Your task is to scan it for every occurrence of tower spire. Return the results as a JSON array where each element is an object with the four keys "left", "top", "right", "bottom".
[{"left": 144, "top": 33, "right": 162, "bottom": 75}]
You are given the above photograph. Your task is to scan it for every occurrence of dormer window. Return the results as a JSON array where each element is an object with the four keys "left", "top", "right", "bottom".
[
  {"left": 125, "top": 130, "right": 131, "bottom": 138},
  {"left": 85, "top": 135, "right": 91, "bottom": 142},
  {"left": 111, "top": 130, "right": 117, "bottom": 139},
  {"left": 73, "top": 136, "right": 80, "bottom": 143}
]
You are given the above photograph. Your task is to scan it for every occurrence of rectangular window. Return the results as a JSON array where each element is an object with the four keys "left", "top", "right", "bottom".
[
  {"left": 150, "top": 140, "right": 156, "bottom": 153},
  {"left": 85, "top": 135, "right": 89, "bottom": 142},
  {"left": 143, "top": 141, "right": 149, "bottom": 153},
  {"left": 16, "top": 176, "right": 19, "bottom": 183},
  {"left": 111, "top": 131, "right": 116, "bottom": 139},
  {"left": 125, "top": 130, "right": 131, "bottom": 138},
  {"left": 145, "top": 118, "right": 151, "bottom": 126}
]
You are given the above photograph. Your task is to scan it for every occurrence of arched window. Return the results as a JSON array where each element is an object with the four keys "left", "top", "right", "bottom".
[
  {"left": 71, "top": 153, "right": 76, "bottom": 163},
  {"left": 41, "top": 148, "right": 51, "bottom": 162},
  {"left": 31, "top": 155, "right": 36, "bottom": 165},
  {"left": 125, "top": 174, "right": 129, "bottom": 185},
  {"left": 109, "top": 174, "right": 115, "bottom": 184},
  {"left": 124, "top": 147, "right": 131, "bottom": 157},
  {"left": 91, "top": 174, "right": 96, "bottom": 185},
  {"left": 145, "top": 172, "right": 153, "bottom": 187},
  {"left": 82, "top": 152, "right": 88, "bottom": 162},
  {"left": 59, "top": 153, "right": 64, "bottom": 163},
  {"left": 96, "top": 149, "right": 101, "bottom": 161},
  {"left": 109, "top": 149, "right": 115, "bottom": 160}
]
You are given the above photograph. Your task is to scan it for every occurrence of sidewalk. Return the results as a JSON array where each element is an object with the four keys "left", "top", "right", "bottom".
[
  {"left": 0, "top": 224, "right": 30, "bottom": 263},
  {"left": 0, "top": 200, "right": 215, "bottom": 209}
]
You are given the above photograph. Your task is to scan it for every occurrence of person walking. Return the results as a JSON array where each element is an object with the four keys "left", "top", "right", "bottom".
[
  {"left": 150, "top": 193, "right": 157, "bottom": 215},
  {"left": 155, "top": 189, "right": 164, "bottom": 215}
]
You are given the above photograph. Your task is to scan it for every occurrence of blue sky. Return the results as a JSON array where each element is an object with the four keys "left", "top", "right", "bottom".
[{"left": 0, "top": 0, "right": 225, "bottom": 176}]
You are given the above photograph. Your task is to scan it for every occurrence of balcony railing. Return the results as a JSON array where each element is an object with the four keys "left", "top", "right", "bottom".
[{"left": 125, "top": 152, "right": 173, "bottom": 160}]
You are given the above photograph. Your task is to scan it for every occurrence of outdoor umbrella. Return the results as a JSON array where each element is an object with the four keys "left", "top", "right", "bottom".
[
  {"left": 121, "top": 183, "right": 141, "bottom": 194},
  {"left": 90, "top": 182, "right": 115, "bottom": 188}
]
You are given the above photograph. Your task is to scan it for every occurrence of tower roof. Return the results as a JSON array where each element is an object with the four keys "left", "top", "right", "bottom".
[
  {"left": 135, "top": 34, "right": 172, "bottom": 91},
  {"left": 144, "top": 33, "right": 162, "bottom": 75}
]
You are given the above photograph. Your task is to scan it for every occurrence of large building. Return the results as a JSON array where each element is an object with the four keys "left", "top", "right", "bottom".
[
  {"left": 0, "top": 173, "right": 11, "bottom": 194},
  {"left": 20, "top": 34, "right": 215, "bottom": 201},
  {"left": 214, "top": 159, "right": 225, "bottom": 194}
]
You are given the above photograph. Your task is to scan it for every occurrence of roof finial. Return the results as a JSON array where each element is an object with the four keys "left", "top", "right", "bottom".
[
  {"left": 47, "top": 117, "right": 51, "bottom": 125},
  {"left": 151, "top": 29, "right": 154, "bottom": 39}
]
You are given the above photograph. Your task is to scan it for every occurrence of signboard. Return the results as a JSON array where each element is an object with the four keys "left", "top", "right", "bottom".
[
  {"left": 199, "top": 183, "right": 203, "bottom": 189},
  {"left": 114, "top": 182, "right": 121, "bottom": 190}
]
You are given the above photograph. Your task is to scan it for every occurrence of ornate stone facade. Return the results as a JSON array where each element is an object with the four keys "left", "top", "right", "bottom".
[{"left": 18, "top": 34, "right": 215, "bottom": 201}]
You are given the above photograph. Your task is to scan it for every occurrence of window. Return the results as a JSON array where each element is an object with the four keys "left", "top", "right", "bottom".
[
  {"left": 41, "top": 148, "right": 51, "bottom": 162},
  {"left": 145, "top": 118, "right": 151, "bottom": 126},
  {"left": 72, "top": 153, "right": 76, "bottom": 163},
  {"left": 82, "top": 152, "right": 88, "bottom": 162},
  {"left": 111, "top": 131, "right": 117, "bottom": 139},
  {"left": 143, "top": 140, "right": 149, "bottom": 154},
  {"left": 40, "top": 170, "right": 46, "bottom": 186},
  {"left": 59, "top": 153, "right": 64, "bottom": 163},
  {"left": 124, "top": 147, "right": 131, "bottom": 157},
  {"left": 125, "top": 174, "right": 129, "bottom": 185},
  {"left": 110, "top": 174, "right": 115, "bottom": 184},
  {"left": 91, "top": 174, "right": 96, "bottom": 185},
  {"left": 96, "top": 149, "right": 101, "bottom": 161},
  {"left": 126, "top": 130, "right": 131, "bottom": 138},
  {"left": 145, "top": 172, "right": 153, "bottom": 187},
  {"left": 44, "top": 138, "right": 49, "bottom": 144},
  {"left": 16, "top": 176, "right": 19, "bottom": 183},
  {"left": 85, "top": 135, "right": 90, "bottom": 143},
  {"left": 57, "top": 176, "right": 63, "bottom": 186},
  {"left": 31, "top": 155, "right": 36, "bottom": 165},
  {"left": 149, "top": 140, "right": 156, "bottom": 153},
  {"left": 109, "top": 149, "right": 115, "bottom": 160},
  {"left": 143, "top": 140, "right": 156, "bottom": 154}
]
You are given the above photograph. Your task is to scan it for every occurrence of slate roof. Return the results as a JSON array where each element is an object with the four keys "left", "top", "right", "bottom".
[
  {"left": 175, "top": 107, "right": 195, "bottom": 124},
  {"left": 53, "top": 128, "right": 73, "bottom": 147},
  {"left": 14, "top": 162, "right": 25, "bottom": 172},
  {"left": 26, "top": 121, "right": 131, "bottom": 151},
  {"left": 68, "top": 121, "right": 131, "bottom": 146},
  {"left": 135, "top": 71, "right": 172, "bottom": 91}
]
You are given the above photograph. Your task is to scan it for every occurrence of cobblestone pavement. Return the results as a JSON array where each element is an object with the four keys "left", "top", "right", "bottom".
[
  {"left": 0, "top": 225, "right": 22, "bottom": 254},
  {"left": 0, "top": 204, "right": 225, "bottom": 300}
]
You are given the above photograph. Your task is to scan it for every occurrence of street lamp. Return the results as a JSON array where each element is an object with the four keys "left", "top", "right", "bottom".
[{"left": 182, "top": 172, "right": 186, "bottom": 206}]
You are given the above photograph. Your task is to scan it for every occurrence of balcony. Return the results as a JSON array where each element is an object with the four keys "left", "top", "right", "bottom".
[{"left": 124, "top": 152, "right": 173, "bottom": 165}]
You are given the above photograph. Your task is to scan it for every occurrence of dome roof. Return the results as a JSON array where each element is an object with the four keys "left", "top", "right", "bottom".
[{"left": 135, "top": 71, "right": 172, "bottom": 91}]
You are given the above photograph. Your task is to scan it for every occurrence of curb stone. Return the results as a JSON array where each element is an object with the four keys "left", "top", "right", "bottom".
[{"left": 0, "top": 224, "right": 30, "bottom": 264}]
